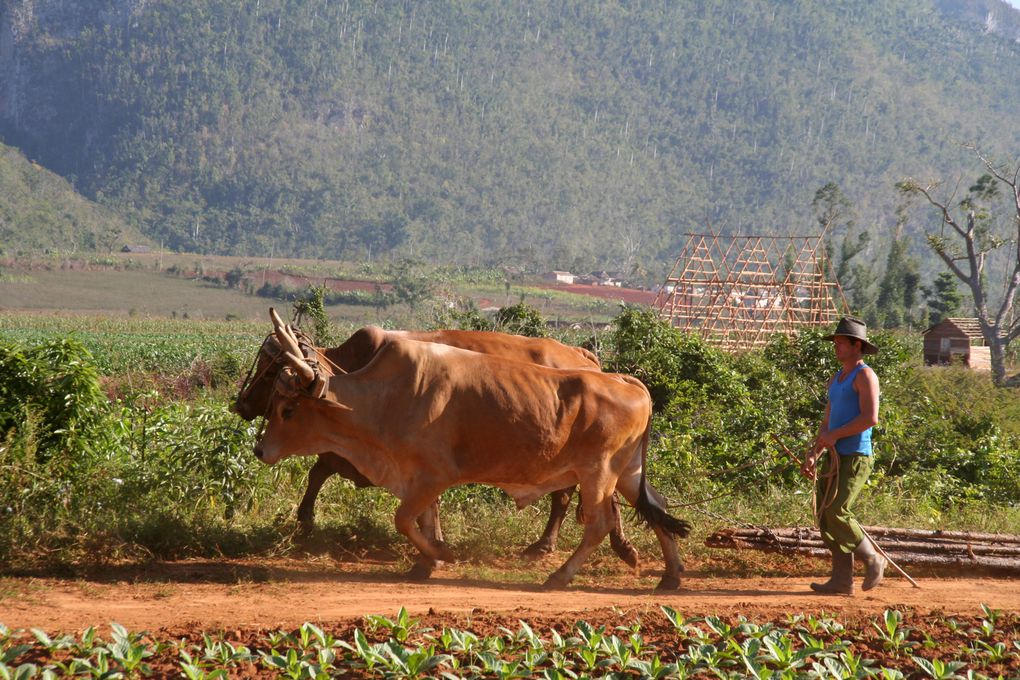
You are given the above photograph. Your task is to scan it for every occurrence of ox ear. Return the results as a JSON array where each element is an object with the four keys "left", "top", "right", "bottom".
[{"left": 283, "top": 351, "right": 316, "bottom": 385}]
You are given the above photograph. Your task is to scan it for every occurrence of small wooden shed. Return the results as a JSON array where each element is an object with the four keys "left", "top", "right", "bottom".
[{"left": 922, "top": 317, "right": 990, "bottom": 370}]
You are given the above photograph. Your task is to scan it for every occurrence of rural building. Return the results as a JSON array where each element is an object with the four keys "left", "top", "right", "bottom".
[
  {"left": 121, "top": 244, "right": 152, "bottom": 253},
  {"left": 588, "top": 271, "right": 624, "bottom": 287},
  {"left": 922, "top": 317, "right": 990, "bottom": 370},
  {"left": 544, "top": 270, "right": 577, "bottom": 284}
]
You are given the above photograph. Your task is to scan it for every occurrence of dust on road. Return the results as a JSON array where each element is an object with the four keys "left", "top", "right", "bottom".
[{"left": 2, "top": 557, "right": 1015, "bottom": 632}]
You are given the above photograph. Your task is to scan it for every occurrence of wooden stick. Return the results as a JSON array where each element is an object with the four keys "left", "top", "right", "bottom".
[
  {"left": 859, "top": 525, "right": 921, "bottom": 588},
  {"left": 769, "top": 433, "right": 805, "bottom": 466}
]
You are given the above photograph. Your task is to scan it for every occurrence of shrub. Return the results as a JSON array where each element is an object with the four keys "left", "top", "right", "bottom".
[{"left": 493, "top": 302, "right": 546, "bottom": 337}]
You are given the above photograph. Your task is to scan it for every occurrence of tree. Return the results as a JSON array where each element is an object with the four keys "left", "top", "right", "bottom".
[
  {"left": 813, "top": 183, "right": 874, "bottom": 317},
  {"left": 898, "top": 148, "right": 1020, "bottom": 386},
  {"left": 389, "top": 259, "right": 436, "bottom": 312},
  {"left": 875, "top": 212, "right": 921, "bottom": 329},
  {"left": 923, "top": 271, "right": 963, "bottom": 326},
  {"left": 224, "top": 266, "right": 245, "bottom": 289},
  {"left": 292, "top": 285, "right": 332, "bottom": 344},
  {"left": 493, "top": 302, "right": 546, "bottom": 337}
]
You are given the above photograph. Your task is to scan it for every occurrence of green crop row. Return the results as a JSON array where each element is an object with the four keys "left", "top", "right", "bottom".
[
  {"left": 2, "top": 606, "right": 1018, "bottom": 679},
  {"left": 0, "top": 313, "right": 264, "bottom": 375}
]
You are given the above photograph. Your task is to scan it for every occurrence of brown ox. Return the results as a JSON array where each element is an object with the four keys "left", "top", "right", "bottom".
[
  {"left": 255, "top": 310, "right": 690, "bottom": 589},
  {"left": 235, "top": 322, "right": 638, "bottom": 566}
]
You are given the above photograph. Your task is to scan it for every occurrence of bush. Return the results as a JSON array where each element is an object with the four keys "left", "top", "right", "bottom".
[{"left": 493, "top": 302, "right": 546, "bottom": 337}]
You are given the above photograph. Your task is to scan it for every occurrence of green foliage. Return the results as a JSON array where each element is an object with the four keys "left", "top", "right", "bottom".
[
  {"left": 876, "top": 235, "right": 922, "bottom": 329},
  {"left": 389, "top": 260, "right": 437, "bottom": 311},
  {"left": 291, "top": 285, "right": 332, "bottom": 344},
  {"left": 493, "top": 302, "right": 547, "bottom": 337},
  {"left": 0, "top": 337, "right": 108, "bottom": 460},
  {"left": 923, "top": 272, "right": 964, "bottom": 326},
  {"left": 1, "top": 310, "right": 1019, "bottom": 568}
]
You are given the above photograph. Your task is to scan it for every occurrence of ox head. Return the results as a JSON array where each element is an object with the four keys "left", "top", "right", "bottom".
[
  {"left": 233, "top": 313, "right": 322, "bottom": 420},
  {"left": 253, "top": 308, "right": 338, "bottom": 465}
]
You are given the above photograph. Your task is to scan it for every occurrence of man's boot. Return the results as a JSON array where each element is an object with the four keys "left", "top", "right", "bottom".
[
  {"left": 854, "top": 537, "right": 887, "bottom": 591},
  {"left": 810, "top": 549, "right": 854, "bottom": 595}
]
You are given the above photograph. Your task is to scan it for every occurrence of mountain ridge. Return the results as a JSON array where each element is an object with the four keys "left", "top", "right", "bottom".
[{"left": 1, "top": 0, "right": 1019, "bottom": 281}]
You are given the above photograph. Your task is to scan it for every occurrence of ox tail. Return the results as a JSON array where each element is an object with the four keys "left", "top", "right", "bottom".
[{"left": 633, "top": 414, "right": 692, "bottom": 539}]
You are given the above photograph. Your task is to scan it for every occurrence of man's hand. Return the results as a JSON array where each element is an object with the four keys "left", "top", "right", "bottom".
[
  {"left": 800, "top": 438, "right": 829, "bottom": 479},
  {"left": 817, "top": 431, "right": 838, "bottom": 448},
  {"left": 800, "top": 452, "right": 817, "bottom": 479}
]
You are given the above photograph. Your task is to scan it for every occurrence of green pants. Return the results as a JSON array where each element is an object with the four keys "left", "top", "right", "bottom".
[{"left": 815, "top": 452, "right": 873, "bottom": 554}]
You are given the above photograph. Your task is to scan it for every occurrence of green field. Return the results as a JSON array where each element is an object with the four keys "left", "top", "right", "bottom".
[{"left": 0, "top": 255, "right": 616, "bottom": 327}]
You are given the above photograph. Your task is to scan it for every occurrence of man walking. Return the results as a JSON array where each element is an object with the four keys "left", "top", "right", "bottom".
[{"left": 801, "top": 316, "right": 886, "bottom": 595}]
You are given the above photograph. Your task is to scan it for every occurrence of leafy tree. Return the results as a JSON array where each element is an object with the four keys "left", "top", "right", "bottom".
[
  {"left": 898, "top": 148, "right": 1020, "bottom": 386},
  {"left": 292, "top": 285, "right": 332, "bottom": 344},
  {"left": 814, "top": 183, "right": 875, "bottom": 317},
  {"left": 389, "top": 260, "right": 437, "bottom": 312},
  {"left": 923, "top": 271, "right": 964, "bottom": 326},
  {"left": 224, "top": 267, "right": 245, "bottom": 289},
  {"left": 493, "top": 302, "right": 546, "bottom": 337},
  {"left": 875, "top": 233, "right": 921, "bottom": 329}
]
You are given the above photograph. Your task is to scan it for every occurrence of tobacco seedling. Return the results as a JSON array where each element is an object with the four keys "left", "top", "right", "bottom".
[
  {"left": 873, "top": 610, "right": 915, "bottom": 655},
  {"left": 104, "top": 622, "right": 155, "bottom": 676},
  {"left": 968, "top": 639, "right": 1009, "bottom": 665},
  {"left": 912, "top": 655, "right": 967, "bottom": 680},
  {"left": 626, "top": 654, "right": 681, "bottom": 679},
  {"left": 364, "top": 607, "right": 420, "bottom": 642}
]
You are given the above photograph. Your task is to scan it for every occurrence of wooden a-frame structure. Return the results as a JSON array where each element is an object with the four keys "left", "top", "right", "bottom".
[{"left": 654, "top": 231, "right": 848, "bottom": 351}]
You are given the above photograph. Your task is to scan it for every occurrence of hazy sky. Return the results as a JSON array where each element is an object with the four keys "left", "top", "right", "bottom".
[{"left": 1006, "top": 0, "right": 1020, "bottom": 11}]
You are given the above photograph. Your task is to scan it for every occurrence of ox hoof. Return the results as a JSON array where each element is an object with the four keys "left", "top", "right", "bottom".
[
  {"left": 655, "top": 575, "right": 681, "bottom": 591},
  {"left": 434, "top": 543, "right": 457, "bottom": 564},
  {"left": 406, "top": 561, "right": 436, "bottom": 581},
  {"left": 522, "top": 540, "right": 555, "bottom": 559},
  {"left": 541, "top": 572, "right": 572, "bottom": 590},
  {"left": 612, "top": 543, "right": 640, "bottom": 571}
]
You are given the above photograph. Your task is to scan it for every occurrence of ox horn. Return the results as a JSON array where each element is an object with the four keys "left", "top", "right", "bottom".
[{"left": 269, "top": 308, "right": 315, "bottom": 385}]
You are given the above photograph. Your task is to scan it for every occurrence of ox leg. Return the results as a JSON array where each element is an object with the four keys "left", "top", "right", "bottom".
[
  {"left": 616, "top": 473, "right": 685, "bottom": 590},
  {"left": 296, "top": 455, "right": 337, "bottom": 533},
  {"left": 608, "top": 494, "right": 641, "bottom": 571},
  {"left": 395, "top": 492, "right": 456, "bottom": 581},
  {"left": 542, "top": 492, "right": 614, "bottom": 590},
  {"left": 522, "top": 487, "right": 573, "bottom": 558},
  {"left": 415, "top": 499, "right": 447, "bottom": 548}
]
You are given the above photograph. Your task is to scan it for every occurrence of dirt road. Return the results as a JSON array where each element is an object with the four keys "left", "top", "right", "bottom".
[{"left": 2, "top": 557, "right": 1015, "bottom": 633}]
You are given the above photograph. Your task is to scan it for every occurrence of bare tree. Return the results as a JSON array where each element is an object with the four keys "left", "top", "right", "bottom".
[{"left": 898, "top": 146, "right": 1020, "bottom": 386}]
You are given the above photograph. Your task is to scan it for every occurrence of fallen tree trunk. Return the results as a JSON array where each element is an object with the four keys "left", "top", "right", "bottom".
[
  {"left": 710, "top": 528, "right": 1020, "bottom": 557},
  {"left": 706, "top": 526, "right": 1020, "bottom": 576},
  {"left": 711, "top": 535, "right": 1020, "bottom": 558}
]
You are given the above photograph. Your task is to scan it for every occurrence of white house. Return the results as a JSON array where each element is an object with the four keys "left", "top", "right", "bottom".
[{"left": 544, "top": 270, "right": 577, "bottom": 284}]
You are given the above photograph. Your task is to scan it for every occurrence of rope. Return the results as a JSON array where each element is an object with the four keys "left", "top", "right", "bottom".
[
  {"left": 811, "top": 448, "right": 839, "bottom": 529},
  {"left": 236, "top": 334, "right": 277, "bottom": 405}
]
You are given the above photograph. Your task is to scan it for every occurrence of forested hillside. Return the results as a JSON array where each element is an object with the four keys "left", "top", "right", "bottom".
[
  {"left": 0, "top": 143, "right": 135, "bottom": 255},
  {"left": 2, "top": 0, "right": 1019, "bottom": 278}
]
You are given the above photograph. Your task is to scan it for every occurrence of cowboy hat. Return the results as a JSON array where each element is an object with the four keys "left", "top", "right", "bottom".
[{"left": 823, "top": 316, "right": 879, "bottom": 355}]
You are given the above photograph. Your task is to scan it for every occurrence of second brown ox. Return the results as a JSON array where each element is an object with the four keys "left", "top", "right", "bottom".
[{"left": 255, "top": 309, "right": 691, "bottom": 589}]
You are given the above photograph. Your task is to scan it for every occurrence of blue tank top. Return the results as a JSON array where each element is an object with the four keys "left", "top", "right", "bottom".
[{"left": 827, "top": 363, "right": 873, "bottom": 456}]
